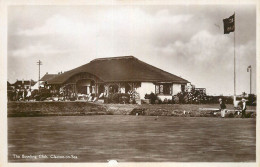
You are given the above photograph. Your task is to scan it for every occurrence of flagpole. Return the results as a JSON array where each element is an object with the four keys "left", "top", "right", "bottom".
[
  {"left": 250, "top": 66, "right": 252, "bottom": 94},
  {"left": 233, "top": 12, "right": 236, "bottom": 105},
  {"left": 223, "top": 13, "right": 236, "bottom": 105}
]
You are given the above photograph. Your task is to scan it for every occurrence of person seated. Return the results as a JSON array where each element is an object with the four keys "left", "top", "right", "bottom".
[
  {"left": 87, "top": 96, "right": 93, "bottom": 102},
  {"left": 93, "top": 97, "right": 98, "bottom": 102},
  {"left": 99, "top": 93, "right": 104, "bottom": 98},
  {"left": 86, "top": 93, "right": 91, "bottom": 98}
]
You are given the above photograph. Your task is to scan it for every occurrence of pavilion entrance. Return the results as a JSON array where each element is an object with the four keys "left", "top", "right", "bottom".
[
  {"left": 76, "top": 79, "right": 95, "bottom": 95},
  {"left": 62, "top": 72, "right": 103, "bottom": 98}
]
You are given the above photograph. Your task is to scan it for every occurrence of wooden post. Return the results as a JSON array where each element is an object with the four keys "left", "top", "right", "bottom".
[
  {"left": 128, "top": 82, "right": 133, "bottom": 91},
  {"left": 75, "top": 83, "right": 77, "bottom": 95},
  {"left": 72, "top": 84, "right": 75, "bottom": 97},
  {"left": 95, "top": 83, "right": 97, "bottom": 97},
  {"left": 96, "top": 83, "right": 99, "bottom": 96}
]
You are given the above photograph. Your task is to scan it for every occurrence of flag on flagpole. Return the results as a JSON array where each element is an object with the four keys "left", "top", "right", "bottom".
[{"left": 223, "top": 14, "right": 235, "bottom": 34}]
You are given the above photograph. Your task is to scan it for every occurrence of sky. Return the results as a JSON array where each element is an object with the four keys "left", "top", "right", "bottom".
[{"left": 8, "top": 5, "right": 256, "bottom": 95}]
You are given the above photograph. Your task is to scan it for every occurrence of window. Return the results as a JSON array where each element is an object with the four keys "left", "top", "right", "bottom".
[
  {"left": 155, "top": 85, "right": 159, "bottom": 93},
  {"left": 160, "top": 85, "right": 163, "bottom": 93},
  {"left": 155, "top": 84, "right": 172, "bottom": 95}
]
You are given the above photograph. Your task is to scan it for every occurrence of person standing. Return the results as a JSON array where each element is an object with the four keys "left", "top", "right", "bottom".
[
  {"left": 219, "top": 98, "right": 226, "bottom": 118},
  {"left": 26, "top": 89, "right": 31, "bottom": 101},
  {"left": 240, "top": 98, "right": 247, "bottom": 118}
]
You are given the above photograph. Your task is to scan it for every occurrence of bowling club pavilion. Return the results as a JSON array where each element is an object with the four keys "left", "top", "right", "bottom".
[{"left": 45, "top": 56, "right": 189, "bottom": 103}]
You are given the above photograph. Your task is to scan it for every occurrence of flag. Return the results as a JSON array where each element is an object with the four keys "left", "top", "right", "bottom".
[
  {"left": 247, "top": 65, "right": 251, "bottom": 72},
  {"left": 223, "top": 14, "right": 235, "bottom": 34}
]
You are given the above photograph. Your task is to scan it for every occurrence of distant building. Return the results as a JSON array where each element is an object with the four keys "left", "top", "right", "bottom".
[
  {"left": 195, "top": 88, "right": 206, "bottom": 95},
  {"left": 12, "top": 80, "right": 36, "bottom": 91},
  {"left": 28, "top": 73, "right": 58, "bottom": 91},
  {"left": 47, "top": 56, "right": 189, "bottom": 103},
  {"left": 7, "top": 81, "right": 14, "bottom": 91}
]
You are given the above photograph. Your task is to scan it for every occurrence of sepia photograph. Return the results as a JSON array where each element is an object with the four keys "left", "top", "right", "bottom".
[{"left": 1, "top": 0, "right": 258, "bottom": 166}]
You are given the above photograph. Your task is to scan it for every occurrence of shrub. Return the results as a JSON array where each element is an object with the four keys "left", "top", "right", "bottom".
[
  {"left": 173, "top": 96, "right": 179, "bottom": 104},
  {"left": 174, "top": 88, "right": 209, "bottom": 104},
  {"left": 227, "top": 113, "right": 234, "bottom": 118},
  {"left": 31, "top": 90, "right": 39, "bottom": 98},
  {"left": 104, "top": 97, "right": 109, "bottom": 104},
  {"left": 107, "top": 93, "right": 119, "bottom": 103},
  {"left": 247, "top": 94, "right": 256, "bottom": 106},
  {"left": 107, "top": 93, "right": 130, "bottom": 104},
  {"left": 144, "top": 93, "right": 150, "bottom": 99},
  {"left": 145, "top": 92, "right": 158, "bottom": 104},
  {"left": 130, "top": 108, "right": 145, "bottom": 115},
  {"left": 163, "top": 98, "right": 168, "bottom": 104},
  {"left": 130, "top": 99, "right": 136, "bottom": 104},
  {"left": 34, "top": 89, "right": 51, "bottom": 101},
  {"left": 167, "top": 99, "right": 173, "bottom": 104},
  {"left": 205, "top": 96, "right": 233, "bottom": 104},
  {"left": 69, "top": 97, "right": 76, "bottom": 101},
  {"left": 119, "top": 93, "right": 130, "bottom": 104},
  {"left": 246, "top": 112, "right": 253, "bottom": 118}
]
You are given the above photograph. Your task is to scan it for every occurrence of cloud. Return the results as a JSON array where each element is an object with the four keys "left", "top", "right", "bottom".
[
  {"left": 17, "top": 14, "right": 97, "bottom": 37},
  {"left": 150, "top": 29, "right": 255, "bottom": 95},
  {"left": 10, "top": 43, "right": 69, "bottom": 58},
  {"left": 8, "top": 5, "right": 256, "bottom": 95},
  {"left": 155, "top": 30, "right": 232, "bottom": 65},
  {"left": 11, "top": 8, "right": 194, "bottom": 60}
]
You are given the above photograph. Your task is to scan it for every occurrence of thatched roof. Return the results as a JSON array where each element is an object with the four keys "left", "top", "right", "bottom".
[
  {"left": 48, "top": 56, "right": 189, "bottom": 84},
  {"left": 40, "top": 74, "right": 57, "bottom": 82}
]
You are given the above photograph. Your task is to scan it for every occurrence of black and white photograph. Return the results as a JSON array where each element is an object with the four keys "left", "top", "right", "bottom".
[{"left": 1, "top": 0, "right": 258, "bottom": 166}]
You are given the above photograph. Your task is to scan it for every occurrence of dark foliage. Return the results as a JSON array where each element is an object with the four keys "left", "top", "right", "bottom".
[
  {"left": 130, "top": 108, "right": 146, "bottom": 115},
  {"left": 205, "top": 96, "right": 233, "bottom": 104},
  {"left": 247, "top": 94, "right": 256, "bottom": 106},
  {"left": 107, "top": 93, "right": 130, "bottom": 104},
  {"left": 173, "top": 89, "right": 207, "bottom": 104},
  {"left": 145, "top": 93, "right": 158, "bottom": 104},
  {"left": 172, "top": 88, "right": 236, "bottom": 104},
  {"left": 34, "top": 89, "right": 51, "bottom": 101}
]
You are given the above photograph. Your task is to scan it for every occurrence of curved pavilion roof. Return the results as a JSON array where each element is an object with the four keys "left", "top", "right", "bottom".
[
  {"left": 48, "top": 56, "right": 189, "bottom": 84},
  {"left": 40, "top": 74, "right": 57, "bottom": 82}
]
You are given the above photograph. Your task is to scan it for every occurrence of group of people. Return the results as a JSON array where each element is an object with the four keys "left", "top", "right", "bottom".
[
  {"left": 219, "top": 98, "right": 247, "bottom": 118},
  {"left": 8, "top": 89, "right": 32, "bottom": 101}
]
